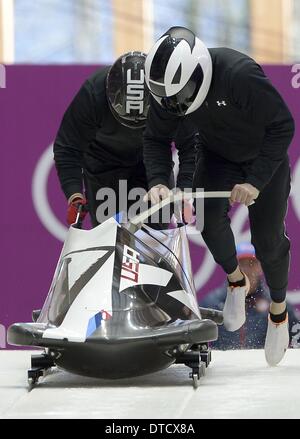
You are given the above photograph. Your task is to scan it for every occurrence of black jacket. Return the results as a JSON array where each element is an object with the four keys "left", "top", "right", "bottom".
[
  {"left": 54, "top": 67, "right": 197, "bottom": 200},
  {"left": 144, "top": 48, "right": 295, "bottom": 192}
]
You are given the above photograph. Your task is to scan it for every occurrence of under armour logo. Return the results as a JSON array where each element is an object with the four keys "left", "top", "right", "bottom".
[{"left": 217, "top": 100, "right": 227, "bottom": 106}]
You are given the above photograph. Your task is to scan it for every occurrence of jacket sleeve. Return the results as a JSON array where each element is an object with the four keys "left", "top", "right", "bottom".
[
  {"left": 143, "top": 98, "right": 197, "bottom": 190},
  {"left": 175, "top": 119, "right": 198, "bottom": 190},
  {"left": 53, "top": 80, "right": 99, "bottom": 200},
  {"left": 230, "top": 60, "right": 295, "bottom": 191}
]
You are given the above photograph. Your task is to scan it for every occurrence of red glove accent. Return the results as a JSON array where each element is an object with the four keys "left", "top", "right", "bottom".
[{"left": 67, "top": 197, "right": 87, "bottom": 225}]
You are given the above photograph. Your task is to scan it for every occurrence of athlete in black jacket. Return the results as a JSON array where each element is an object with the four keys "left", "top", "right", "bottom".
[
  {"left": 54, "top": 52, "right": 196, "bottom": 227},
  {"left": 144, "top": 27, "right": 295, "bottom": 366}
]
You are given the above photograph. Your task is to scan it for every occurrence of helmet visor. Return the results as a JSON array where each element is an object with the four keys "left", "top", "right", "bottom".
[{"left": 155, "top": 64, "right": 203, "bottom": 116}]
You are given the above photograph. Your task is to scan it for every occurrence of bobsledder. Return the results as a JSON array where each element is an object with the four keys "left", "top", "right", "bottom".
[{"left": 7, "top": 192, "right": 227, "bottom": 389}]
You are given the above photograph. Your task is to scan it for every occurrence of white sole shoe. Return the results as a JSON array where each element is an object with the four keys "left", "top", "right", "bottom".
[
  {"left": 223, "top": 274, "right": 250, "bottom": 332},
  {"left": 265, "top": 315, "right": 289, "bottom": 367}
]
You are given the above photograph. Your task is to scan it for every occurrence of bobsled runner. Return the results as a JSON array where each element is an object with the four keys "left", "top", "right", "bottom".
[{"left": 8, "top": 192, "right": 226, "bottom": 389}]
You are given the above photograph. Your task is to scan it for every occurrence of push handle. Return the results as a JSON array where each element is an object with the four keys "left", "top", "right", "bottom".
[{"left": 130, "top": 191, "right": 232, "bottom": 226}]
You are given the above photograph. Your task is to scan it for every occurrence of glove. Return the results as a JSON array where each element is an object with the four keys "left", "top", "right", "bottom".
[
  {"left": 67, "top": 194, "right": 87, "bottom": 225},
  {"left": 143, "top": 185, "right": 171, "bottom": 205},
  {"left": 173, "top": 193, "right": 195, "bottom": 225},
  {"left": 181, "top": 198, "right": 195, "bottom": 225},
  {"left": 230, "top": 183, "right": 259, "bottom": 207}
]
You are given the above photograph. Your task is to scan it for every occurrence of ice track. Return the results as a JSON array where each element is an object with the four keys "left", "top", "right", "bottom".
[{"left": 0, "top": 350, "right": 299, "bottom": 419}]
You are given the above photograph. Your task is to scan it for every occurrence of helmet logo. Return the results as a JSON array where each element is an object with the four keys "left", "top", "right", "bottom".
[
  {"left": 164, "top": 40, "right": 201, "bottom": 97},
  {"left": 126, "top": 69, "right": 144, "bottom": 115}
]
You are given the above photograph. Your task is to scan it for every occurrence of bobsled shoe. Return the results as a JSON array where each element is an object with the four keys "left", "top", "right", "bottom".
[
  {"left": 223, "top": 274, "right": 250, "bottom": 332},
  {"left": 265, "top": 314, "right": 289, "bottom": 367}
]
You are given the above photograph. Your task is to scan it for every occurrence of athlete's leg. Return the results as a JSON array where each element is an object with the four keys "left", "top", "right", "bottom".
[
  {"left": 193, "top": 151, "right": 243, "bottom": 275},
  {"left": 248, "top": 156, "right": 291, "bottom": 313},
  {"left": 193, "top": 151, "right": 250, "bottom": 331},
  {"left": 248, "top": 156, "right": 291, "bottom": 365}
]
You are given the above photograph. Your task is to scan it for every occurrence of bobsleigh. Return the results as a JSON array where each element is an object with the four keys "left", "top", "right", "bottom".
[{"left": 8, "top": 195, "right": 225, "bottom": 389}]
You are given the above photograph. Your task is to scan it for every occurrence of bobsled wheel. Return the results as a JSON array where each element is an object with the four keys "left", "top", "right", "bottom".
[
  {"left": 190, "top": 344, "right": 212, "bottom": 368},
  {"left": 27, "top": 353, "right": 56, "bottom": 390},
  {"left": 27, "top": 371, "right": 42, "bottom": 391},
  {"left": 200, "top": 361, "right": 206, "bottom": 377},
  {"left": 189, "top": 362, "right": 206, "bottom": 389},
  {"left": 192, "top": 373, "right": 199, "bottom": 389},
  {"left": 28, "top": 377, "right": 37, "bottom": 391},
  {"left": 200, "top": 345, "right": 212, "bottom": 368}
]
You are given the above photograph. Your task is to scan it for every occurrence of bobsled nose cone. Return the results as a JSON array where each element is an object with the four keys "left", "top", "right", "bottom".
[
  {"left": 7, "top": 323, "right": 31, "bottom": 346},
  {"left": 7, "top": 322, "right": 46, "bottom": 347}
]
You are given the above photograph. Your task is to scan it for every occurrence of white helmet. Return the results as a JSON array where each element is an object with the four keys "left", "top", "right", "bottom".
[{"left": 145, "top": 27, "right": 212, "bottom": 116}]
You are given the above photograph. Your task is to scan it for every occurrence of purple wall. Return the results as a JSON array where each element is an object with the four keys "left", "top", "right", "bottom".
[{"left": 1, "top": 65, "right": 299, "bottom": 346}]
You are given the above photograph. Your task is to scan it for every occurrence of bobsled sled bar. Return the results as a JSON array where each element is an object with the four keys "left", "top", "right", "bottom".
[
  {"left": 130, "top": 191, "right": 232, "bottom": 226},
  {"left": 151, "top": 319, "right": 217, "bottom": 347},
  {"left": 7, "top": 319, "right": 218, "bottom": 349}
]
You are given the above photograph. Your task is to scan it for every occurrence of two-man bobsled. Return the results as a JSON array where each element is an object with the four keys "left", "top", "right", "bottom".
[{"left": 8, "top": 192, "right": 226, "bottom": 389}]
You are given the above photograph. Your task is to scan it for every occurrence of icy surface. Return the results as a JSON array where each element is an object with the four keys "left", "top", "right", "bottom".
[{"left": 0, "top": 350, "right": 299, "bottom": 419}]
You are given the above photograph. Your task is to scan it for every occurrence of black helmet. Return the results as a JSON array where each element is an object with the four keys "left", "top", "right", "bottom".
[
  {"left": 106, "top": 51, "right": 150, "bottom": 129},
  {"left": 145, "top": 27, "right": 212, "bottom": 116}
]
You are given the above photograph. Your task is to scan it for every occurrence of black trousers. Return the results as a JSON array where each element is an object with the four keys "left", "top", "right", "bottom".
[
  {"left": 84, "top": 162, "right": 174, "bottom": 229},
  {"left": 193, "top": 151, "right": 291, "bottom": 303}
]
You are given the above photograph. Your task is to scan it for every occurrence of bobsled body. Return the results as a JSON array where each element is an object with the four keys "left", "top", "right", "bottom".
[{"left": 8, "top": 219, "right": 217, "bottom": 380}]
